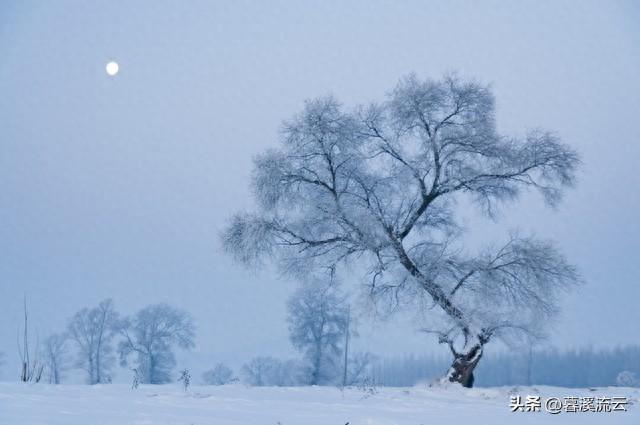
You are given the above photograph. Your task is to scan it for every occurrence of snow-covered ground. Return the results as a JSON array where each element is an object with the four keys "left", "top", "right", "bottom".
[{"left": 1, "top": 383, "right": 638, "bottom": 425}]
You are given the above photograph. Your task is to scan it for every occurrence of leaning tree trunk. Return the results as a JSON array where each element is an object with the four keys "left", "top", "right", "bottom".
[
  {"left": 393, "top": 242, "right": 487, "bottom": 388},
  {"left": 392, "top": 240, "right": 491, "bottom": 388},
  {"left": 444, "top": 343, "right": 483, "bottom": 388}
]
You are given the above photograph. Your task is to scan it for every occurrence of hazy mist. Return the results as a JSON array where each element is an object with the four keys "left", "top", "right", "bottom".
[{"left": 1, "top": 0, "right": 639, "bottom": 380}]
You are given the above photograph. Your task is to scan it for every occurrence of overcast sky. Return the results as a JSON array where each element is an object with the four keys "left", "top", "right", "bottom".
[{"left": 1, "top": 0, "right": 639, "bottom": 380}]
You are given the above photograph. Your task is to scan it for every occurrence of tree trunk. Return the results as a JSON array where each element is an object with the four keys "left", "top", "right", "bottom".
[
  {"left": 342, "top": 305, "right": 350, "bottom": 388},
  {"left": 311, "top": 352, "right": 321, "bottom": 385},
  {"left": 96, "top": 344, "right": 102, "bottom": 383},
  {"left": 148, "top": 353, "right": 155, "bottom": 384},
  {"left": 445, "top": 344, "right": 483, "bottom": 388},
  {"left": 88, "top": 356, "right": 95, "bottom": 384},
  {"left": 96, "top": 355, "right": 101, "bottom": 383}
]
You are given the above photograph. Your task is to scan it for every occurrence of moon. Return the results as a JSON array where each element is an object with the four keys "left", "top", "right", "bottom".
[{"left": 106, "top": 61, "right": 119, "bottom": 76}]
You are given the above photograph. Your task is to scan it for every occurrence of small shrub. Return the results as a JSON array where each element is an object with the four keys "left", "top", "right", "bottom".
[
  {"left": 178, "top": 369, "right": 191, "bottom": 391},
  {"left": 202, "top": 363, "right": 237, "bottom": 385},
  {"left": 615, "top": 371, "right": 638, "bottom": 387}
]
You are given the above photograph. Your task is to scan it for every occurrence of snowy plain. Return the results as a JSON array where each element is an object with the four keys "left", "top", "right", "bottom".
[{"left": 1, "top": 383, "right": 638, "bottom": 425}]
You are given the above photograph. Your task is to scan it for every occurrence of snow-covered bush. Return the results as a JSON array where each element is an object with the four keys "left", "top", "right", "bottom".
[
  {"left": 178, "top": 369, "right": 191, "bottom": 391},
  {"left": 356, "top": 375, "right": 379, "bottom": 398},
  {"left": 241, "top": 357, "right": 303, "bottom": 386},
  {"left": 131, "top": 368, "right": 141, "bottom": 389},
  {"left": 345, "top": 352, "right": 376, "bottom": 386},
  {"left": 202, "top": 363, "right": 236, "bottom": 385},
  {"left": 615, "top": 370, "right": 638, "bottom": 387}
]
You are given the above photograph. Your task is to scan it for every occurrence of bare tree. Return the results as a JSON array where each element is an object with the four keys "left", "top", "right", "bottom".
[
  {"left": 67, "top": 299, "right": 118, "bottom": 384},
  {"left": 117, "top": 303, "right": 195, "bottom": 384},
  {"left": 18, "top": 296, "right": 43, "bottom": 383},
  {"left": 341, "top": 304, "right": 351, "bottom": 388},
  {"left": 222, "top": 74, "right": 580, "bottom": 387},
  {"left": 42, "top": 333, "right": 69, "bottom": 384},
  {"left": 287, "top": 280, "right": 348, "bottom": 385}
]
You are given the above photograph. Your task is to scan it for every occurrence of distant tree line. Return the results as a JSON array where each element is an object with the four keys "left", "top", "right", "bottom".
[
  {"left": 368, "top": 346, "right": 640, "bottom": 388},
  {"left": 9, "top": 295, "right": 638, "bottom": 389},
  {"left": 204, "top": 346, "right": 640, "bottom": 389},
  {"left": 201, "top": 353, "right": 376, "bottom": 388},
  {"left": 15, "top": 298, "right": 195, "bottom": 385}
]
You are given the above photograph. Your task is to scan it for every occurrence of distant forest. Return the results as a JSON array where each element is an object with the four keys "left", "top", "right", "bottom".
[{"left": 371, "top": 345, "right": 640, "bottom": 388}]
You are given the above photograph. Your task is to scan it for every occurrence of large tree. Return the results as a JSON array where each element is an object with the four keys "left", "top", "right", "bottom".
[
  {"left": 117, "top": 303, "right": 195, "bottom": 384},
  {"left": 67, "top": 299, "right": 118, "bottom": 384},
  {"left": 42, "top": 333, "right": 69, "bottom": 384},
  {"left": 223, "top": 74, "right": 580, "bottom": 387},
  {"left": 287, "top": 280, "right": 348, "bottom": 385}
]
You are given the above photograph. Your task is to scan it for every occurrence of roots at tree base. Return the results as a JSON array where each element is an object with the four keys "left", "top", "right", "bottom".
[{"left": 442, "top": 344, "right": 483, "bottom": 388}]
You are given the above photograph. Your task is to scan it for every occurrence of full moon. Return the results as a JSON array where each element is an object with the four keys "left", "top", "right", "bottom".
[{"left": 105, "top": 61, "right": 119, "bottom": 76}]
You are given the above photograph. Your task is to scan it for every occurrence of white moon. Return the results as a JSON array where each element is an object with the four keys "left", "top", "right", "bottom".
[{"left": 106, "top": 61, "right": 119, "bottom": 76}]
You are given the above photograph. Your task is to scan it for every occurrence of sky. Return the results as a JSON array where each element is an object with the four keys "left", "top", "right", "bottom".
[{"left": 1, "top": 0, "right": 639, "bottom": 381}]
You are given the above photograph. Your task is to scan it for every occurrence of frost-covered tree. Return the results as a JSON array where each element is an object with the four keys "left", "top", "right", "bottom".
[
  {"left": 287, "top": 280, "right": 348, "bottom": 385},
  {"left": 202, "top": 363, "right": 236, "bottom": 385},
  {"left": 67, "top": 299, "right": 118, "bottom": 384},
  {"left": 241, "top": 357, "right": 302, "bottom": 386},
  {"left": 223, "top": 74, "right": 580, "bottom": 387},
  {"left": 42, "top": 333, "right": 69, "bottom": 384},
  {"left": 117, "top": 304, "right": 195, "bottom": 384}
]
